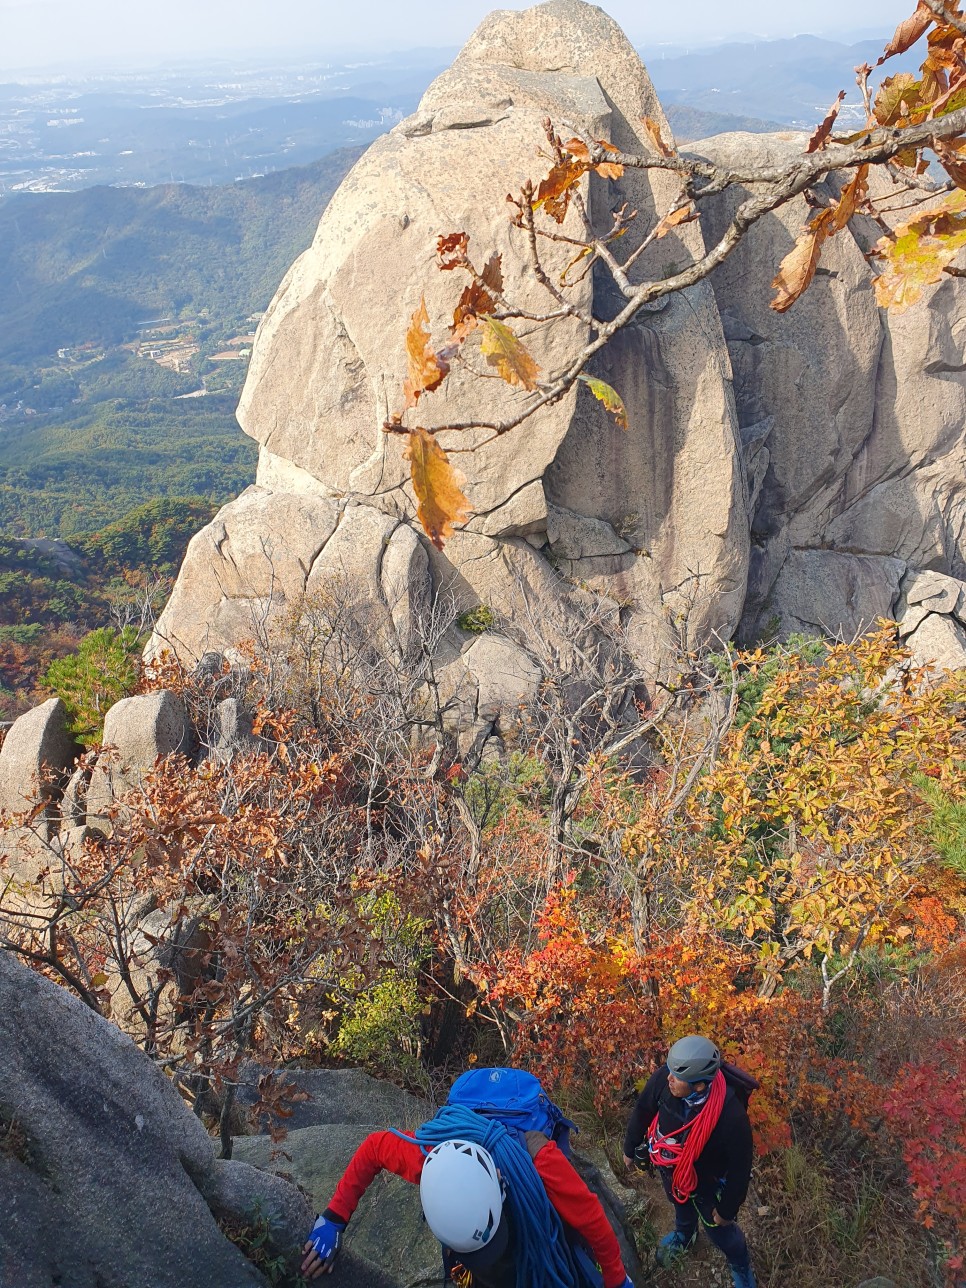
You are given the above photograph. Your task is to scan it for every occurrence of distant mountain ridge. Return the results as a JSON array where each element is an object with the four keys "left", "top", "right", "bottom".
[
  {"left": 646, "top": 33, "right": 920, "bottom": 125},
  {"left": 0, "top": 32, "right": 913, "bottom": 197},
  {"left": 665, "top": 105, "right": 786, "bottom": 142}
]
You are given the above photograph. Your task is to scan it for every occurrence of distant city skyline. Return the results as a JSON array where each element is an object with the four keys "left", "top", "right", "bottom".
[{"left": 0, "top": 0, "right": 921, "bottom": 75}]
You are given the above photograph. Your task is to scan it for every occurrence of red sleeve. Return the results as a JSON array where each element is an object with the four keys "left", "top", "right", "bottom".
[
  {"left": 327, "top": 1130, "right": 424, "bottom": 1223},
  {"left": 533, "top": 1142, "right": 627, "bottom": 1288}
]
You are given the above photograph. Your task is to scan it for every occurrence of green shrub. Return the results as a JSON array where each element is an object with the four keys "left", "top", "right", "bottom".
[
  {"left": 329, "top": 889, "right": 430, "bottom": 1077},
  {"left": 708, "top": 633, "right": 826, "bottom": 730},
  {"left": 43, "top": 625, "right": 140, "bottom": 742},
  {"left": 331, "top": 972, "right": 423, "bottom": 1077},
  {"left": 917, "top": 775, "right": 966, "bottom": 876},
  {"left": 458, "top": 604, "right": 496, "bottom": 634}
]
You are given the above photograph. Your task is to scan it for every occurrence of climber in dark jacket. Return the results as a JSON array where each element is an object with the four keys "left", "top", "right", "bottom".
[{"left": 623, "top": 1035, "right": 756, "bottom": 1288}]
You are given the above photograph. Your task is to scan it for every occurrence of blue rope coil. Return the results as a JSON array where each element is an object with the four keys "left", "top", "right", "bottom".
[{"left": 412, "top": 1103, "right": 596, "bottom": 1288}]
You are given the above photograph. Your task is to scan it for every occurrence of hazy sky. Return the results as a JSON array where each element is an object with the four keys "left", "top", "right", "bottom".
[{"left": 0, "top": 0, "right": 920, "bottom": 74}]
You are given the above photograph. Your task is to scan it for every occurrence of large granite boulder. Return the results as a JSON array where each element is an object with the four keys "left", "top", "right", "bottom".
[
  {"left": 148, "top": 486, "right": 342, "bottom": 663},
  {"left": 0, "top": 948, "right": 311, "bottom": 1288},
  {"left": 0, "top": 698, "right": 79, "bottom": 880},
  {"left": 86, "top": 689, "right": 192, "bottom": 824},
  {"left": 151, "top": 0, "right": 748, "bottom": 681},
  {"left": 146, "top": 2, "right": 966, "bottom": 683},
  {"left": 234, "top": 1070, "right": 439, "bottom": 1287},
  {"left": 689, "top": 131, "right": 966, "bottom": 645},
  {"left": 0, "top": 698, "right": 78, "bottom": 818}
]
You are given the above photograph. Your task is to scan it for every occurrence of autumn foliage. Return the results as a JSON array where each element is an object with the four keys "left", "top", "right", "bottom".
[
  {"left": 2, "top": 603, "right": 964, "bottom": 1281},
  {"left": 883, "top": 1039, "right": 966, "bottom": 1246}
]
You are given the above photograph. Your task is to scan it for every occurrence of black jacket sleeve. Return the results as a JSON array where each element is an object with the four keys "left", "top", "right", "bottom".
[
  {"left": 622, "top": 1068, "right": 665, "bottom": 1158},
  {"left": 715, "top": 1102, "right": 753, "bottom": 1221}
]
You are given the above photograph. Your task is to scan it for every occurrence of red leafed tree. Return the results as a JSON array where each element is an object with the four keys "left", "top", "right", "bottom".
[{"left": 883, "top": 1037, "right": 966, "bottom": 1269}]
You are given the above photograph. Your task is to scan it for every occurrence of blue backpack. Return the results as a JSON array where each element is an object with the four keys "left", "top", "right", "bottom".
[{"left": 446, "top": 1067, "right": 578, "bottom": 1158}]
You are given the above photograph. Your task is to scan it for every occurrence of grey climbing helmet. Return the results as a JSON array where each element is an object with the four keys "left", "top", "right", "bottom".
[{"left": 667, "top": 1035, "right": 721, "bottom": 1084}]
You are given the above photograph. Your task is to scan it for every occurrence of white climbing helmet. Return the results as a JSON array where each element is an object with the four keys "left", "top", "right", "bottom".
[{"left": 419, "top": 1139, "right": 505, "bottom": 1254}]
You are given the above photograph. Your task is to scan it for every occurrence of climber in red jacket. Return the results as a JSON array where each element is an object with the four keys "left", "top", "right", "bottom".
[{"left": 300, "top": 1125, "right": 633, "bottom": 1287}]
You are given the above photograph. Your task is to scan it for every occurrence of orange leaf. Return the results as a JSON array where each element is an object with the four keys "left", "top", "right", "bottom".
[
  {"left": 437, "top": 231, "right": 470, "bottom": 270},
  {"left": 452, "top": 252, "right": 503, "bottom": 339},
  {"left": 652, "top": 202, "right": 698, "bottom": 240},
  {"left": 770, "top": 166, "right": 868, "bottom": 312},
  {"left": 564, "top": 137, "right": 591, "bottom": 163},
  {"left": 806, "top": 91, "right": 846, "bottom": 153},
  {"left": 770, "top": 219, "right": 830, "bottom": 313},
  {"left": 831, "top": 164, "right": 870, "bottom": 231},
  {"left": 402, "top": 297, "right": 448, "bottom": 409},
  {"left": 404, "top": 428, "right": 471, "bottom": 551},
  {"left": 874, "top": 72, "right": 921, "bottom": 126},
  {"left": 873, "top": 188, "right": 966, "bottom": 310},
  {"left": 565, "top": 135, "right": 624, "bottom": 177},
  {"left": 881, "top": 1, "right": 932, "bottom": 60},
  {"left": 936, "top": 140, "right": 966, "bottom": 189},
  {"left": 643, "top": 116, "right": 675, "bottom": 158},
  {"left": 535, "top": 159, "right": 587, "bottom": 224},
  {"left": 479, "top": 318, "right": 541, "bottom": 391}
]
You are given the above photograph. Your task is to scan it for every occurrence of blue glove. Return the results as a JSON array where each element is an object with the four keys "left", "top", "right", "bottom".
[{"left": 307, "top": 1214, "right": 345, "bottom": 1270}]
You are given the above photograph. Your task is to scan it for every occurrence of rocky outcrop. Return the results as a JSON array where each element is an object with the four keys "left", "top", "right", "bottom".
[
  {"left": 145, "top": 1, "right": 966, "bottom": 680},
  {"left": 87, "top": 689, "right": 193, "bottom": 827},
  {"left": 689, "top": 132, "right": 966, "bottom": 653},
  {"left": 152, "top": 0, "right": 749, "bottom": 684},
  {"left": 0, "top": 698, "right": 78, "bottom": 820},
  {"left": 0, "top": 698, "right": 79, "bottom": 880},
  {"left": 897, "top": 569, "right": 966, "bottom": 670},
  {"left": 0, "top": 948, "right": 310, "bottom": 1288}
]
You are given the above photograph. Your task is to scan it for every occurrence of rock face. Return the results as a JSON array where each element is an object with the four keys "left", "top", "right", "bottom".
[
  {"left": 0, "top": 699, "right": 79, "bottom": 880},
  {"left": 152, "top": 0, "right": 749, "bottom": 683},
  {"left": 0, "top": 698, "right": 77, "bottom": 820},
  {"left": 138, "top": 5, "right": 966, "bottom": 681},
  {"left": 689, "top": 132, "right": 966, "bottom": 651},
  {"left": 87, "top": 689, "right": 193, "bottom": 826},
  {"left": 0, "top": 948, "right": 311, "bottom": 1288}
]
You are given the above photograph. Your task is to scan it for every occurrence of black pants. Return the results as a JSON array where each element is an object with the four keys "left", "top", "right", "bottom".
[{"left": 658, "top": 1167, "right": 751, "bottom": 1270}]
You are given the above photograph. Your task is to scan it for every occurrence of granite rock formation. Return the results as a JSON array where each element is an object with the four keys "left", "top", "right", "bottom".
[
  {"left": 689, "top": 132, "right": 966, "bottom": 648},
  {"left": 0, "top": 948, "right": 310, "bottom": 1288},
  {"left": 150, "top": 0, "right": 751, "bottom": 684},
  {"left": 148, "top": 1, "right": 966, "bottom": 684}
]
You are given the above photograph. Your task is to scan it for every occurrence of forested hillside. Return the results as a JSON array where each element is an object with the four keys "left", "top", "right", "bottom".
[
  {"left": 0, "top": 151, "right": 359, "bottom": 717},
  {"left": 0, "top": 498, "right": 216, "bottom": 718},
  {"left": 0, "top": 150, "right": 360, "bottom": 535},
  {"left": 0, "top": 150, "right": 359, "bottom": 364},
  {"left": 0, "top": 398, "right": 254, "bottom": 537}
]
